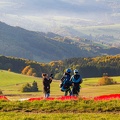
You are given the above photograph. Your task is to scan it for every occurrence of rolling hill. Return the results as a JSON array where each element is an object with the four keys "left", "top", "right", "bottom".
[
  {"left": 0, "top": 21, "right": 120, "bottom": 62},
  {"left": 0, "top": 21, "right": 93, "bottom": 62}
]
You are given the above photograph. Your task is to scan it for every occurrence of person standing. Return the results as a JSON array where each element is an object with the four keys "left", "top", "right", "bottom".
[
  {"left": 60, "top": 68, "right": 72, "bottom": 96},
  {"left": 70, "top": 69, "right": 82, "bottom": 96},
  {"left": 42, "top": 73, "right": 52, "bottom": 98}
]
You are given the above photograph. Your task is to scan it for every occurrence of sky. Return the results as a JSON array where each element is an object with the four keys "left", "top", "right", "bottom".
[{"left": 0, "top": 0, "right": 119, "bottom": 32}]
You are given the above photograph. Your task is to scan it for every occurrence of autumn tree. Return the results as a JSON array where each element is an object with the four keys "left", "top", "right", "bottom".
[
  {"left": 21, "top": 65, "right": 31, "bottom": 75},
  {"left": 21, "top": 66, "right": 37, "bottom": 77}
]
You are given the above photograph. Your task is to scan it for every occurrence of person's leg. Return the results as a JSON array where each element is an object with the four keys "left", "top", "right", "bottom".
[
  {"left": 75, "top": 86, "right": 80, "bottom": 97},
  {"left": 72, "top": 87, "right": 75, "bottom": 96},
  {"left": 69, "top": 88, "right": 72, "bottom": 96},
  {"left": 47, "top": 93, "right": 50, "bottom": 97},
  {"left": 44, "top": 93, "right": 47, "bottom": 98},
  {"left": 64, "top": 90, "right": 68, "bottom": 96},
  {"left": 70, "top": 86, "right": 74, "bottom": 96}
]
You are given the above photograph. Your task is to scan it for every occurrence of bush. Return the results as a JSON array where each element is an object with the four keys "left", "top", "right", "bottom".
[
  {"left": 98, "top": 76, "right": 117, "bottom": 85},
  {"left": 31, "top": 81, "right": 38, "bottom": 92},
  {"left": 21, "top": 81, "right": 38, "bottom": 92}
]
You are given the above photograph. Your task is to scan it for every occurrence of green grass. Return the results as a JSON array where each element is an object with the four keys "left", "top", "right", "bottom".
[
  {"left": 81, "top": 77, "right": 120, "bottom": 97},
  {"left": 0, "top": 99, "right": 120, "bottom": 112},
  {"left": 0, "top": 99, "right": 120, "bottom": 120},
  {"left": 0, "top": 112, "right": 120, "bottom": 120},
  {"left": 0, "top": 70, "right": 120, "bottom": 100},
  {"left": 0, "top": 70, "right": 120, "bottom": 119}
]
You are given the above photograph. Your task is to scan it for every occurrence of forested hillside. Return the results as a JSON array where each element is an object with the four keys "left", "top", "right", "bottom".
[
  {"left": 0, "top": 21, "right": 120, "bottom": 62},
  {"left": 0, "top": 21, "right": 92, "bottom": 62},
  {"left": 0, "top": 55, "right": 120, "bottom": 78}
]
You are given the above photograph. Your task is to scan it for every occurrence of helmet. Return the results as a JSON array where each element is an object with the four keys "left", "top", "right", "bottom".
[
  {"left": 66, "top": 68, "right": 71, "bottom": 73},
  {"left": 74, "top": 69, "right": 78, "bottom": 74}
]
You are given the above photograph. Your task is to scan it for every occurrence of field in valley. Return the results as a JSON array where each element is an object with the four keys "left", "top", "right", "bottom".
[
  {"left": 0, "top": 70, "right": 120, "bottom": 100},
  {"left": 0, "top": 70, "right": 120, "bottom": 120}
]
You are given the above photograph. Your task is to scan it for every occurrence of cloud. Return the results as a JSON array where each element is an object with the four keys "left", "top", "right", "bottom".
[
  {"left": 61, "top": 0, "right": 85, "bottom": 5},
  {"left": 0, "top": 0, "right": 24, "bottom": 15},
  {"left": 0, "top": 1, "right": 14, "bottom": 8},
  {"left": 0, "top": 0, "right": 119, "bottom": 33},
  {"left": 0, "top": 0, "right": 111, "bottom": 16}
]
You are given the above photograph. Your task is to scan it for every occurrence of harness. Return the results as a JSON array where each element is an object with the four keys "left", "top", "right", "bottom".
[
  {"left": 61, "top": 74, "right": 71, "bottom": 92},
  {"left": 71, "top": 75, "right": 81, "bottom": 83}
]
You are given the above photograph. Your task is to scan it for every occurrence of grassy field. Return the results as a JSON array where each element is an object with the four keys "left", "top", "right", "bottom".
[
  {"left": 0, "top": 112, "right": 120, "bottom": 120},
  {"left": 0, "top": 70, "right": 120, "bottom": 100},
  {"left": 0, "top": 70, "right": 120, "bottom": 120},
  {"left": 0, "top": 99, "right": 120, "bottom": 120}
]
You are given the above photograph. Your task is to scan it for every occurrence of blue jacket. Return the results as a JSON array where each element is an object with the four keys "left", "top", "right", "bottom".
[{"left": 71, "top": 74, "right": 82, "bottom": 85}]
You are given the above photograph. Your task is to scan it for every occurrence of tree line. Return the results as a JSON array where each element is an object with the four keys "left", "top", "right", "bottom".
[{"left": 0, "top": 55, "right": 120, "bottom": 79}]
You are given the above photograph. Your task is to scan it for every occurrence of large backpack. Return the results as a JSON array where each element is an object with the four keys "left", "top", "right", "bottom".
[
  {"left": 71, "top": 75, "right": 82, "bottom": 83},
  {"left": 61, "top": 74, "right": 72, "bottom": 92}
]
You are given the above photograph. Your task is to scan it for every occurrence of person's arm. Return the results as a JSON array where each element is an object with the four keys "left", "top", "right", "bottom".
[
  {"left": 49, "top": 77, "right": 52, "bottom": 83},
  {"left": 60, "top": 75, "right": 65, "bottom": 82},
  {"left": 70, "top": 75, "right": 74, "bottom": 86}
]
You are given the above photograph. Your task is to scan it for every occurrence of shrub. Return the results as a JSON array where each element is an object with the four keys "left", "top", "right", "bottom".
[
  {"left": 98, "top": 76, "right": 116, "bottom": 85},
  {"left": 21, "top": 81, "right": 38, "bottom": 92},
  {"left": 21, "top": 83, "right": 32, "bottom": 92},
  {"left": 31, "top": 81, "right": 38, "bottom": 92}
]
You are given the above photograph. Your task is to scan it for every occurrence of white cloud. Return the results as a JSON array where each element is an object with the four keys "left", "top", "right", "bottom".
[
  {"left": 0, "top": 1, "right": 16, "bottom": 8},
  {"left": 0, "top": 0, "right": 118, "bottom": 33},
  {"left": 61, "top": 0, "right": 85, "bottom": 5},
  {"left": 61, "top": 0, "right": 97, "bottom": 5}
]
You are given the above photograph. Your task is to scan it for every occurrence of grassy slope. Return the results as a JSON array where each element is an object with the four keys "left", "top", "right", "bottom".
[
  {"left": 0, "top": 112, "right": 120, "bottom": 120},
  {"left": 0, "top": 70, "right": 120, "bottom": 120},
  {"left": 81, "top": 77, "right": 120, "bottom": 97},
  {"left": 0, "top": 70, "right": 120, "bottom": 100}
]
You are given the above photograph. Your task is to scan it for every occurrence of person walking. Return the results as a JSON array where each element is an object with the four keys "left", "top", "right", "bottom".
[
  {"left": 70, "top": 69, "right": 82, "bottom": 96},
  {"left": 42, "top": 73, "right": 52, "bottom": 98},
  {"left": 60, "top": 68, "right": 72, "bottom": 96}
]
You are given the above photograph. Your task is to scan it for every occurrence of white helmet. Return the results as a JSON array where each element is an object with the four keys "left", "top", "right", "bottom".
[{"left": 74, "top": 69, "right": 78, "bottom": 74}]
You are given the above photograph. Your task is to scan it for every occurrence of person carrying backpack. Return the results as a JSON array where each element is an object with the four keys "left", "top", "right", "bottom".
[
  {"left": 60, "top": 68, "right": 72, "bottom": 96},
  {"left": 70, "top": 69, "right": 82, "bottom": 96}
]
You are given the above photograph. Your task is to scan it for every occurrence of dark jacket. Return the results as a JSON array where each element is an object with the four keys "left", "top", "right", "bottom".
[
  {"left": 61, "top": 72, "right": 71, "bottom": 82},
  {"left": 60, "top": 73, "right": 72, "bottom": 89},
  {"left": 43, "top": 78, "right": 52, "bottom": 93}
]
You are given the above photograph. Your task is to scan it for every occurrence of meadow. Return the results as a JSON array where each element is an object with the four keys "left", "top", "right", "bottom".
[
  {"left": 0, "top": 112, "right": 120, "bottom": 120},
  {"left": 0, "top": 70, "right": 120, "bottom": 120},
  {"left": 0, "top": 70, "right": 120, "bottom": 100}
]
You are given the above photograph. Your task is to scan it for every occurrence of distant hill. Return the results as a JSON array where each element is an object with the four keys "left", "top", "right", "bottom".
[
  {"left": 0, "top": 21, "right": 93, "bottom": 62},
  {"left": 0, "top": 21, "right": 120, "bottom": 62}
]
